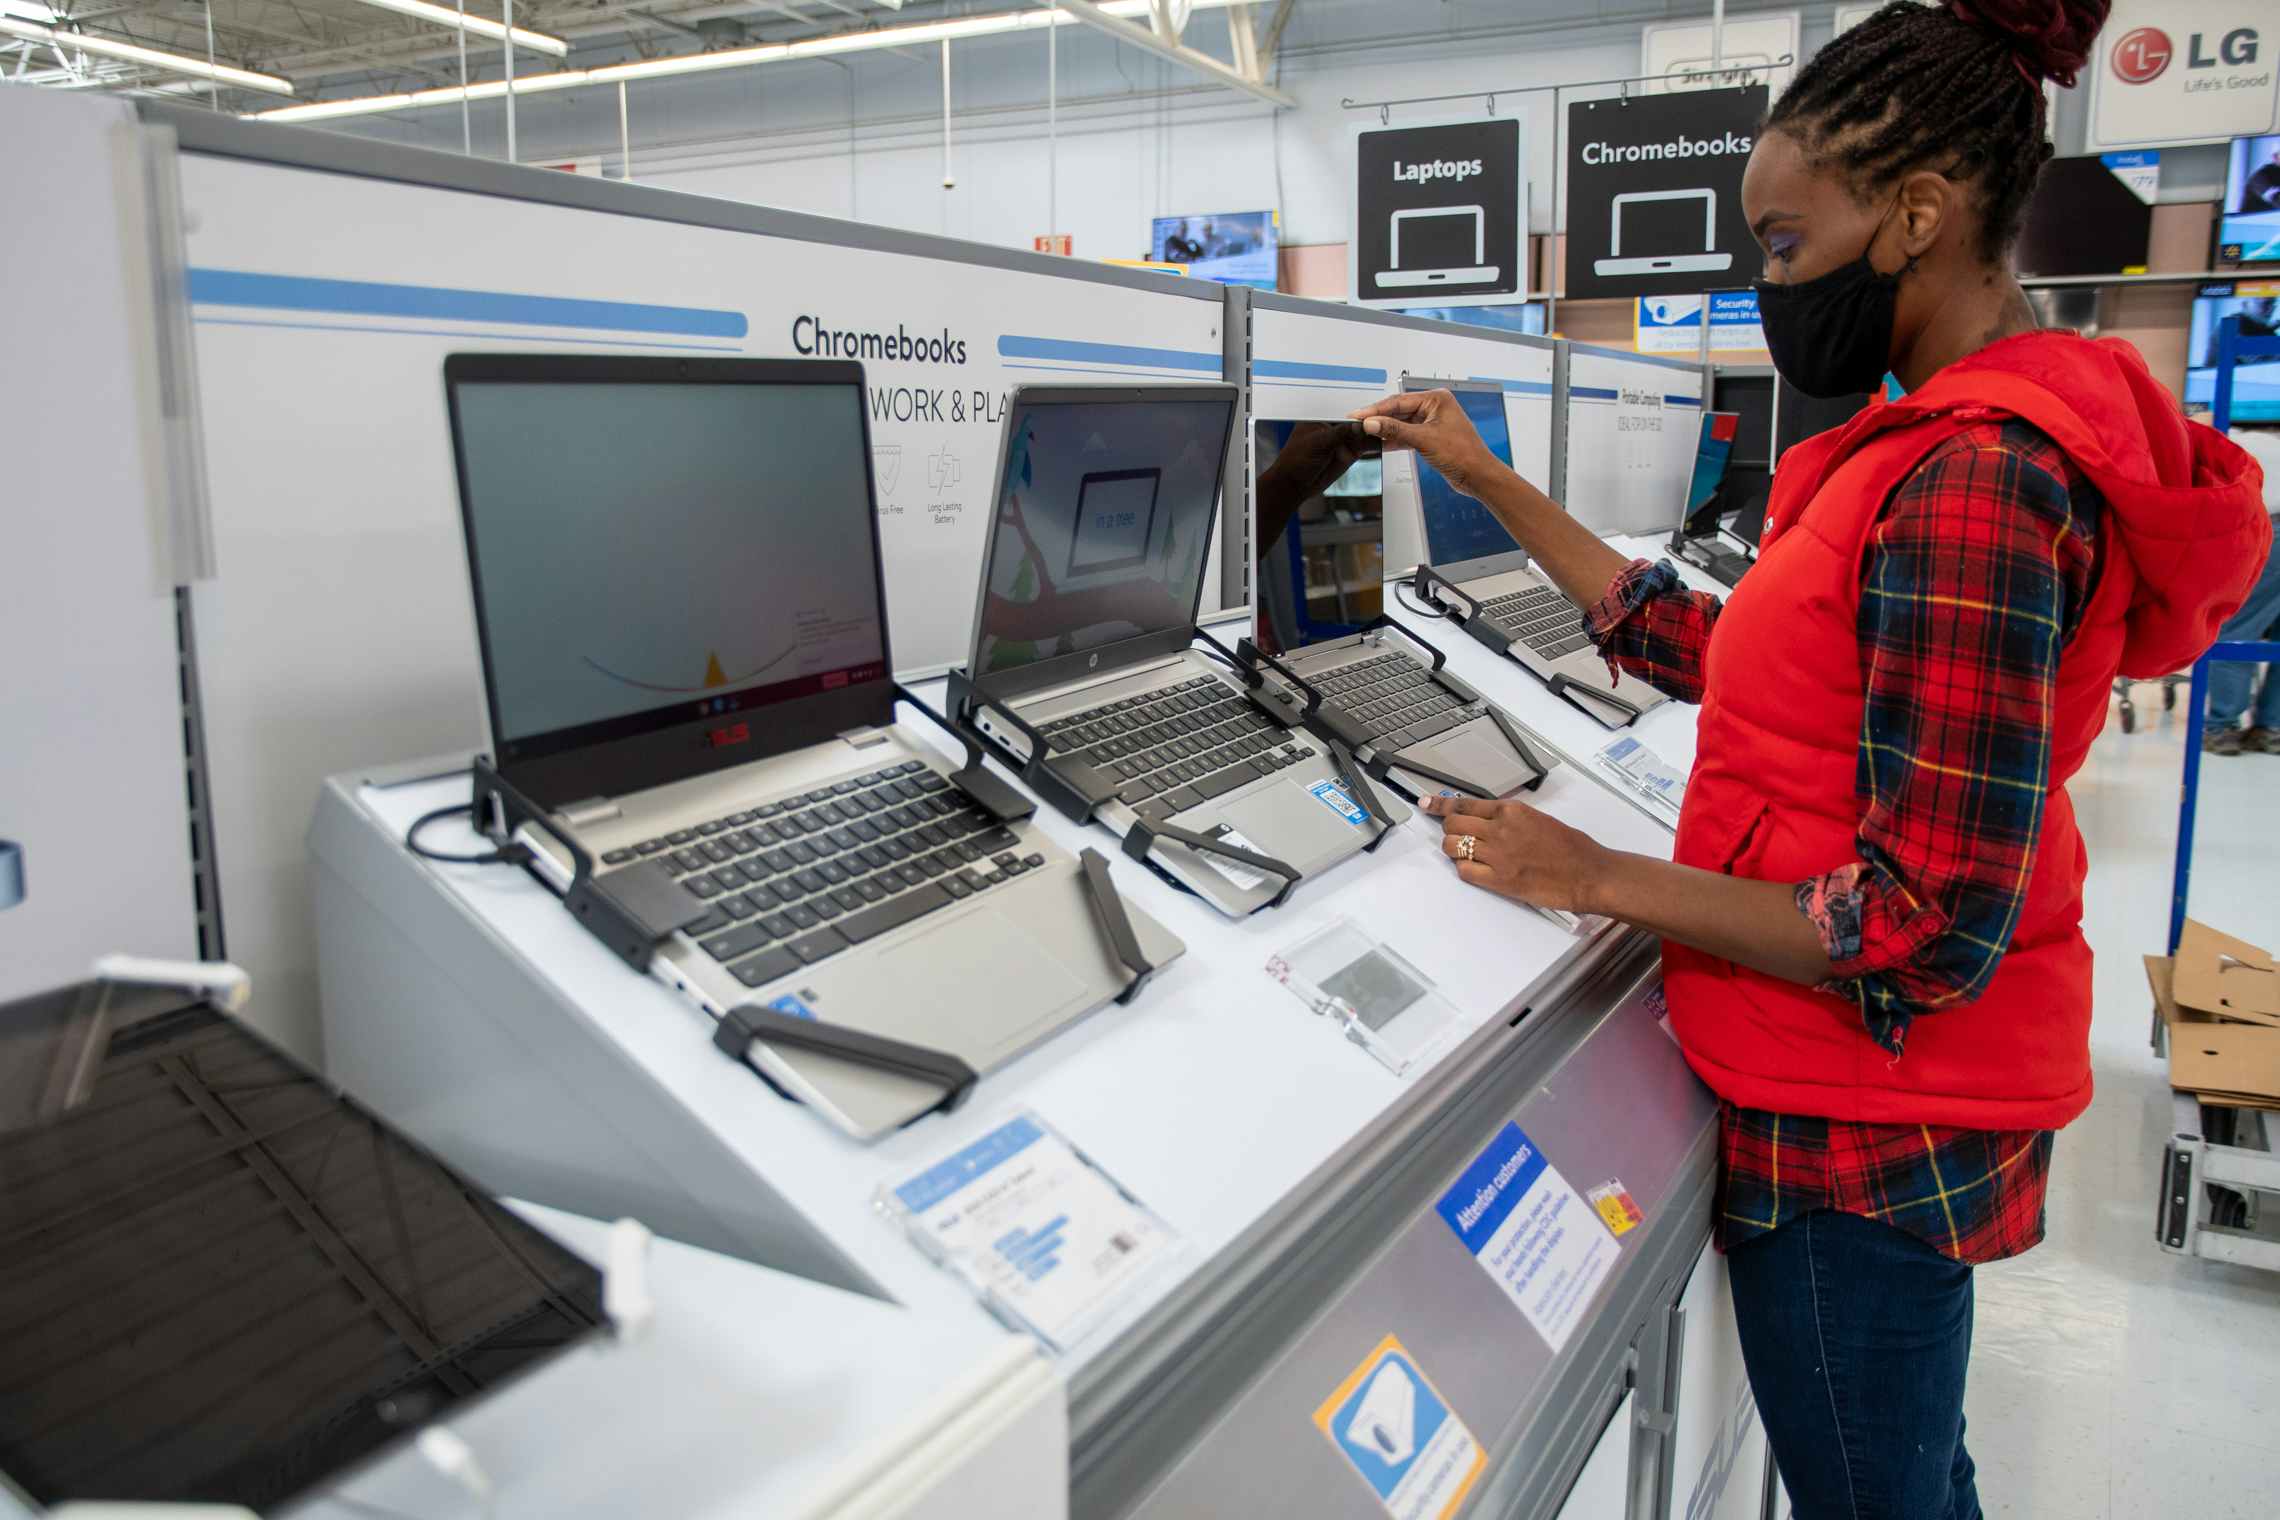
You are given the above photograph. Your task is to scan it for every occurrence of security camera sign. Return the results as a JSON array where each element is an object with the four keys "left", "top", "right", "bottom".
[
  {"left": 1350, "top": 115, "right": 1527, "bottom": 309},
  {"left": 1313, "top": 1336, "right": 1484, "bottom": 1520}
]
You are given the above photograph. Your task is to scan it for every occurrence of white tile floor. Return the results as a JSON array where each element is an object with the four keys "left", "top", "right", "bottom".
[{"left": 1962, "top": 688, "right": 2280, "bottom": 1519}]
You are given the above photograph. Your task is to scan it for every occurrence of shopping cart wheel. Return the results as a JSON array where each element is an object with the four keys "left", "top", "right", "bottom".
[
  {"left": 2164, "top": 683, "right": 2177, "bottom": 711},
  {"left": 2119, "top": 699, "right": 2136, "bottom": 734}
]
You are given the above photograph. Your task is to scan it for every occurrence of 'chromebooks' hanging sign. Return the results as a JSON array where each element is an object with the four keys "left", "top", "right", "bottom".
[
  {"left": 1563, "top": 86, "right": 1767, "bottom": 302},
  {"left": 1350, "top": 115, "right": 1528, "bottom": 310}
]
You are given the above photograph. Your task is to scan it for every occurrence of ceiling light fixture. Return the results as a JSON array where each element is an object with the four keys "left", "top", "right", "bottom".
[
  {"left": 252, "top": 0, "right": 1247, "bottom": 123},
  {"left": 0, "top": 14, "right": 296, "bottom": 94},
  {"left": 342, "top": 0, "right": 567, "bottom": 58}
]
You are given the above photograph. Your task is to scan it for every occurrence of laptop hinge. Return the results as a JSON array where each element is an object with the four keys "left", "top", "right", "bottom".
[{"left": 560, "top": 796, "right": 621, "bottom": 827}]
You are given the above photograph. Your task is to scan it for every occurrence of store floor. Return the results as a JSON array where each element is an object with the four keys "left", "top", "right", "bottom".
[{"left": 1961, "top": 691, "right": 2280, "bottom": 1518}]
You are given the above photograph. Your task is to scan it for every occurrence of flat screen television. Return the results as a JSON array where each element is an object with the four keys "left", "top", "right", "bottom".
[
  {"left": 2013, "top": 155, "right": 2152, "bottom": 278},
  {"left": 2184, "top": 280, "right": 2280, "bottom": 423},
  {"left": 1148, "top": 210, "right": 1279, "bottom": 290},
  {"left": 2218, "top": 134, "right": 2280, "bottom": 266}
]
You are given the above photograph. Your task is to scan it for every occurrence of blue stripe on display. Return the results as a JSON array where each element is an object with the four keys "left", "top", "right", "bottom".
[
  {"left": 1569, "top": 385, "right": 1619, "bottom": 401},
  {"left": 998, "top": 335, "right": 1221, "bottom": 372},
  {"left": 191, "top": 316, "right": 743, "bottom": 352},
  {"left": 1666, "top": 394, "right": 1703, "bottom": 407},
  {"left": 187, "top": 267, "right": 750, "bottom": 339},
  {"left": 1254, "top": 358, "right": 1391, "bottom": 385}
]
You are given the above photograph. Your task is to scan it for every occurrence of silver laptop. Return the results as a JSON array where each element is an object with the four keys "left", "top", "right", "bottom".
[
  {"left": 959, "top": 384, "right": 1404, "bottom": 920},
  {"left": 443, "top": 354, "right": 1183, "bottom": 1140},
  {"left": 1594, "top": 188, "right": 1735, "bottom": 278},
  {"left": 1253, "top": 414, "right": 1558, "bottom": 801},
  {"left": 1394, "top": 379, "right": 1666, "bottom": 729}
]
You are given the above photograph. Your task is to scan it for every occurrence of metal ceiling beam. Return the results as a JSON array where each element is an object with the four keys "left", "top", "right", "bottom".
[{"left": 1053, "top": 0, "right": 1290, "bottom": 107}]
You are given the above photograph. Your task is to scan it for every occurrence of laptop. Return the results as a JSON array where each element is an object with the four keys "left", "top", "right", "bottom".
[
  {"left": 443, "top": 354, "right": 1183, "bottom": 1140},
  {"left": 0, "top": 975, "right": 605, "bottom": 1512},
  {"left": 1253, "top": 413, "right": 1557, "bottom": 800},
  {"left": 958, "top": 383, "right": 1403, "bottom": 920},
  {"left": 1594, "top": 188, "right": 1734, "bottom": 278},
  {"left": 1667, "top": 410, "right": 1762, "bottom": 588},
  {"left": 1375, "top": 205, "right": 1500, "bottom": 290},
  {"left": 1396, "top": 380, "right": 1668, "bottom": 727}
]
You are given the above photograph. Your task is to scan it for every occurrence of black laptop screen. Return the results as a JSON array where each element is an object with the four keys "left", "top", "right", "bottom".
[
  {"left": 452, "top": 377, "right": 886, "bottom": 764},
  {"left": 972, "top": 396, "right": 1229, "bottom": 678}
]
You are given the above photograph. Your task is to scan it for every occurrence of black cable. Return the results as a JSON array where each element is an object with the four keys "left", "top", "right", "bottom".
[
  {"left": 1393, "top": 577, "right": 1452, "bottom": 622},
  {"left": 405, "top": 803, "right": 530, "bottom": 867}
]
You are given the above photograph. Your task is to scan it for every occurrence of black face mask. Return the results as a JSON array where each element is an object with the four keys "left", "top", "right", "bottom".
[{"left": 1753, "top": 204, "right": 1912, "bottom": 400}]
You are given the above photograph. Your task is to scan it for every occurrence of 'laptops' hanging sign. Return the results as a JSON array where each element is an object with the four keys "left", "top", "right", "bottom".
[
  {"left": 1562, "top": 86, "right": 1767, "bottom": 302},
  {"left": 1349, "top": 115, "right": 1528, "bottom": 310}
]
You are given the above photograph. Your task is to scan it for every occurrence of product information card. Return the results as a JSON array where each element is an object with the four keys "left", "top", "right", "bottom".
[
  {"left": 883, "top": 1111, "right": 1175, "bottom": 1351},
  {"left": 1434, "top": 1121, "right": 1618, "bottom": 1352}
]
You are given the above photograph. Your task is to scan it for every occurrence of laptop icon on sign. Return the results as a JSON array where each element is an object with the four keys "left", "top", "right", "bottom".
[
  {"left": 1374, "top": 205, "right": 1500, "bottom": 289},
  {"left": 1594, "top": 187, "right": 1734, "bottom": 277}
]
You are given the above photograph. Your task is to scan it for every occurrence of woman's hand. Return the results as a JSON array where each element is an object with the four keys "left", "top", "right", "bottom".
[
  {"left": 1423, "top": 793, "right": 1612, "bottom": 913},
  {"left": 1348, "top": 390, "right": 1506, "bottom": 500}
]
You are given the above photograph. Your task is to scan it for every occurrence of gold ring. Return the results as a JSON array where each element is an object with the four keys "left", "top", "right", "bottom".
[{"left": 1458, "top": 835, "right": 1477, "bottom": 862}]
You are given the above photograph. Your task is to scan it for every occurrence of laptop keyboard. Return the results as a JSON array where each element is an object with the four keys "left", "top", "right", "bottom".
[
  {"left": 596, "top": 760, "right": 1035, "bottom": 992},
  {"left": 1035, "top": 674, "right": 1316, "bottom": 826},
  {"left": 1311, "top": 652, "right": 1485, "bottom": 750},
  {"left": 1477, "top": 584, "right": 1592, "bottom": 659}
]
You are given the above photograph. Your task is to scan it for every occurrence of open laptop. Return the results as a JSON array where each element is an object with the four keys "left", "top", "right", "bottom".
[
  {"left": 1253, "top": 414, "right": 1556, "bottom": 800},
  {"left": 444, "top": 355, "right": 1182, "bottom": 1140},
  {"left": 1375, "top": 205, "right": 1499, "bottom": 290},
  {"left": 0, "top": 976, "right": 605, "bottom": 1512},
  {"left": 959, "top": 383, "right": 1403, "bottom": 920},
  {"left": 1397, "top": 380, "right": 1667, "bottom": 727},
  {"left": 1594, "top": 188, "right": 1734, "bottom": 278},
  {"left": 1667, "top": 409, "right": 1762, "bottom": 588}
]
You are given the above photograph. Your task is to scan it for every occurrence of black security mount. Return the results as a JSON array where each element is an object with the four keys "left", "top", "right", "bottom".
[{"left": 1408, "top": 565, "right": 1643, "bottom": 730}]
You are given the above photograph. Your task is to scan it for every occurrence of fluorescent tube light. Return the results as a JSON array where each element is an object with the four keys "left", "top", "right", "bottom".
[
  {"left": 0, "top": 0, "right": 56, "bottom": 23},
  {"left": 252, "top": 0, "right": 1247, "bottom": 123},
  {"left": 0, "top": 15, "right": 295, "bottom": 93},
  {"left": 343, "top": 0, "right": 568, "bottom": 58}
]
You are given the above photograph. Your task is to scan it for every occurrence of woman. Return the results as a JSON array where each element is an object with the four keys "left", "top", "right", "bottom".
[{"left": 1352, "top": 3, "right": 2268, "bottom": 1515}]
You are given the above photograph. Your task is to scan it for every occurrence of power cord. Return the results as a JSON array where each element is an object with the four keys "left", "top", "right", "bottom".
[
  {"left": 1393, "top": 576, "right": 1452, "bottom": 622},
  {"left": 405, "top": 803, "right": 531, "bottom": 867}
]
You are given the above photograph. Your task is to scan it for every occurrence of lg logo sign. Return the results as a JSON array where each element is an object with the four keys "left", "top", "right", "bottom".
[
  {"left": 2111, "top": 26, "right": 2172, "bottom": 82},
  {"left": 2110, "top": 23, "right": 2260, "bottom": 84}
]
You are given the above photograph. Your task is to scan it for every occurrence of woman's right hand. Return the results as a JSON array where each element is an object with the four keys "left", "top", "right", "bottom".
[{"left": 1348, "top": 390, "right": 1506, "bottom": 500}]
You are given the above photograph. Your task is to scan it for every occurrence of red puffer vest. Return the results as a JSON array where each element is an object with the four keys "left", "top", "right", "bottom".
[{"left": 1666, "top": 331, "right": 2269, "bottom": 1130}]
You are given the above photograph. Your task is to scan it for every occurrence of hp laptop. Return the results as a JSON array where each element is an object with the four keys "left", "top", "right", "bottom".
[
  {"left": 1398, "top": 380, "right": 1667, "bottom": 727},
  {"left": 1253, "top": 413, "right": 1557, "bottom": 800},
  {"left": 1375, "top": 205, "right": 1499, "bottom": 290},
  {"left": 959, "top": 384, "right": 1403, "bottom": 920},
  {"left": 444, "top": 355, "right": 1182, "bottom": 1140},
  {"left": 1594, "top": 188, "right": 1734, "bottom": 278}
]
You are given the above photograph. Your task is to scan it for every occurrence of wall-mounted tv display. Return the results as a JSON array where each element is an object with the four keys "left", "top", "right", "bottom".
[
  {"left": 2184, "top": 280, "right": 2280, "bottom": 423},
  {"left": 1148, "top": 210, "right": 1279, "bottom": 290},
  {"left": 2014, "top": 155, "right": 2152, "bottom": 278},
  {"left": 2219, "top": 135, "right": 2280, "bottom": 266}
]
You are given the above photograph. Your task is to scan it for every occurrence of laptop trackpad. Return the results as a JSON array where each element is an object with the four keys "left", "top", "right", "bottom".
[
  {"left": 1420, "top": 730, "right": 1523, "bottom": 793},
  {"left": 1219, "top": 778, "right": 1356, "bottom": 862},
  {"left": 866, "top": 907, "right": 1089, "bottom": 1053}
]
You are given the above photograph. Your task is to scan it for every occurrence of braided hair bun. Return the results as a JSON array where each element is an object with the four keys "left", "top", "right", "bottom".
[
  {"left": 1768, "top": 0, "right": 2115, "bottom": 260},
  {"left": 1951, "top": 0, "right": 2111, "bottom": 88}
]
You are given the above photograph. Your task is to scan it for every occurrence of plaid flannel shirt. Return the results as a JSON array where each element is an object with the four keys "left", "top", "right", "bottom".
[{"left": 1588, "top": 418, "right": 2099, "bottom": 1262}]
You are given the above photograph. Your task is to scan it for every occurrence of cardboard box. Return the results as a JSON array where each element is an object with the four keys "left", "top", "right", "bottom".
[
  {"left": 2171, "top": 920, "right": 2280, "bottom": 1030},
  {"left": 2147, "top": 946, "right": 2280, "bottom": 1110}
]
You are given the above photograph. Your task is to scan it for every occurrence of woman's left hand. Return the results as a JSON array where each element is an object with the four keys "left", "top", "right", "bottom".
[{"left": 1422, "top": 793, "right": 1612, "bottom": 913}]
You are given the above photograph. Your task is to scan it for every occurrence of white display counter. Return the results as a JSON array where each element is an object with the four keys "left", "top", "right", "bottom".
[{"left": 309, "top": 603, "right": 1732, "bottom": 1520}]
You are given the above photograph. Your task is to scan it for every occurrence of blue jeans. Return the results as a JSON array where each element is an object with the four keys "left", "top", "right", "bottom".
[
  {"left": 1728, "top": 1210, "right": 1980, "bottom": 1520},
  {"left": 2207, "top": 539, "right": 2280, "bottom": 729}
]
